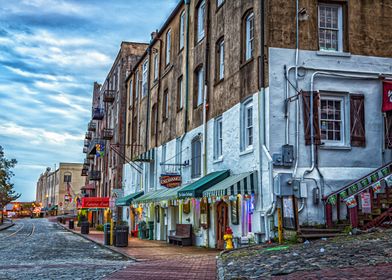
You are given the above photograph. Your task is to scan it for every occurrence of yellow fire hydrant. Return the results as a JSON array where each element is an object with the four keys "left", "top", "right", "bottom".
[{"left": 223, "top": 227, "right": 233, "bottom": 250}]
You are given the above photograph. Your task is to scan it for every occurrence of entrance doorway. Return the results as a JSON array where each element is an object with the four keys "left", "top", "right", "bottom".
[{"left": 216, "top": 201, "right": 228, "bottom": 249}]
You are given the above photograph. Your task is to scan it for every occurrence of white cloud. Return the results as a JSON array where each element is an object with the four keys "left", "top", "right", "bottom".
[
  {"left": 5, "top": 66, "right": 74, "bottom": 82},
  {"left": 0, "top": 123, "right": 83, "bottom": 145}
]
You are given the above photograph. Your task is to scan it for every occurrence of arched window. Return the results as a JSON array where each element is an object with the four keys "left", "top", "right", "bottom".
[
  {"left": 166, "top": 29, "right": 171, "bottom": 65},
  {"left": 196, "top": 0, "right": 206, "bottom": 43},
  {"left": 191, "top": 136, "right": 202, "bottom": 178},
  {"left": 243, "top": 10, "right": 254, "bottom": 61}
]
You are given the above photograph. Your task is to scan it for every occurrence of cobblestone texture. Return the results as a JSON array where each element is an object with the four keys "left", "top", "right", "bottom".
[
  {"left": 219, "top": 229, "right": 392, "bottom": 279},
  {"left": 0, "top": 219, "right": 132, "bottom": 280}
]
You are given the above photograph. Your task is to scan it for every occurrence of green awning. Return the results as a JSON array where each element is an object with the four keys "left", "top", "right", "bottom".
[
  {"left": 202, "top": 171, "right": 258, "bottom": 197},
  {"left": 133, "top": 188, "right": 167, "bottom": 204},
  {"left": 178, "top": 170, "right": 230, "bottom": 198},
  {"left": 133, "top": 185, "right": 189, "bottom": 204},
  {"left": 116, "top": 191, "right": 144, "bottom": 206},
  {"left": 48, "top": 205, "right": 58, "bottom": 211}
]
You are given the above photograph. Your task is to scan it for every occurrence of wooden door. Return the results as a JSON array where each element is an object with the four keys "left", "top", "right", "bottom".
[{"left": 216, "top": 201, "right": 228, "bottom": 249}]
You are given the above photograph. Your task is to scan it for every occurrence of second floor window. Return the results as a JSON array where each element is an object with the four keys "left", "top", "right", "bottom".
[
  {"left": 153, "top": 54, "right": 159, "bottom": 81},
  {"left": 197, "top": 0, "right": 205, "bottom": 42},
  {"left": 244, "top": 11, "right": 254, "bottom": 61},
  {"left": 196, "top": 67, "right": 204, "bottom": 107},
  {"left": 214, "top": 116, "right": 223, "bottom": 159},
  {"left": 142, "top": 59, "right": 148, "bottom": 97},
  {"left": 177, "top": 76, "right": 183, "bottom": 110},
  {"left": 180, "top": 11, "right": 185, "bottom": 50},
  {"left": 241, "top": 99, "right": 253, "bottom": 150},
  {"left": 191, "top": 137, "right": 202, "bottom": 178},
  {"left": 166, "top": 29, "right": 171, "bottom": 65},
  {"left": 216, "top": 38, "right": 225, "bottom": 81},
  {"left": 318, "top": 4, "right": 343, "bottom": 52},
  {"left": 163, "top": 89, "right": 169, "bottom": 121}
]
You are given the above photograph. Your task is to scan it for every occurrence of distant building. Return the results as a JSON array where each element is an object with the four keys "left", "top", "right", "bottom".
[{"left": 36, "top": 163, "right": 85, "bottom": 215}]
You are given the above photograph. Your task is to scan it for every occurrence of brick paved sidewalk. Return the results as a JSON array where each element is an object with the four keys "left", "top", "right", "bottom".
[{"left": 59, "top": 223, "right": 219, "bottom": 280}]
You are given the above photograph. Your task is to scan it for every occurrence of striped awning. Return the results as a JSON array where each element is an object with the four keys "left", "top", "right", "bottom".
[{"left": 203, "top": 171, "right": 258, "bottom": 197}]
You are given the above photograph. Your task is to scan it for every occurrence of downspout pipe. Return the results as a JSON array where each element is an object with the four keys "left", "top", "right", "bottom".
[
  {"left": 155, "top": 38, "right": 163, "bottom": 147},
  {"left": 203, "top": 0, "right": 210, "bottom": 177},
  {"left": 145, "top": 47, "right": 152, "bottom": 153},
  {"left": 182, "top": 0, "right": 190, "bottom": 139}
]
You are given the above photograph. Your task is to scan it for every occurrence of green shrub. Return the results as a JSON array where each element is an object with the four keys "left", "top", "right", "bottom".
[{"left": 96, "top": 224, "right": 104, "bottom": 231}]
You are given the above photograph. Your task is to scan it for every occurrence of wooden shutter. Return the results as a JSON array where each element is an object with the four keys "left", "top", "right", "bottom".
[
  {"left": 385, "top": 111, "right": 392, "bottom": 149},
  {"left": 302, "top": 92, "right": 321, "bottom": 145},
  {"left": 350, "top": 94, "right": 366, "bottom": 147}
]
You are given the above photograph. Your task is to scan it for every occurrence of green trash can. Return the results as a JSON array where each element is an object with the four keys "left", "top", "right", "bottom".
[
  {"left": 148, "top": 221, "right": 154, "bottom": 240},
  {"left": 139, "top": 221, "right": 147, "bottom": 239}
]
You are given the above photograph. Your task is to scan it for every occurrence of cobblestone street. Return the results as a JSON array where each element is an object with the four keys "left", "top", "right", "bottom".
[
  {"left": 219, "top": 229, "right": 392, "bottom": 279},
  {"left": 0, "top": 219, "right": 132, "bottom": 280}
]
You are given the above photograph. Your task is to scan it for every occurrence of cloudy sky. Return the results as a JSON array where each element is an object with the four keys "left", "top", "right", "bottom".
[{"left": 0, "top": 0, "right": 178, "bottom": 201}]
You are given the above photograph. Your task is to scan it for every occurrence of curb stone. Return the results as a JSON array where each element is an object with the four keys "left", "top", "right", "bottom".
[
  {"left": 0, "top": 222, "right": 15, "bottom": 231},
  {"left": 57, "top": 222, "right": 138, "bottom": 262}
]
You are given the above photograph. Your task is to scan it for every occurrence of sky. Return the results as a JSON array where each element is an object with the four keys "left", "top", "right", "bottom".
[{"left": 0, "top": 0, "right": 178, "bottom": 202}]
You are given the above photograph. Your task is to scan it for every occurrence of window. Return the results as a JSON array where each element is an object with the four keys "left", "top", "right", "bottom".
[
  {"left": 217, "top": 0, "right": 224, "bottom": 8},
  {"left": 153, "top": 54, "right": 159, "bottom": 81},
  {"left": 151, "top": 104, "right": 157, "bottom": 136},
  {"left": 197, "top": 0, "right": 205, "bottom": 42},
  {"left": 162, "top": 144, "right": 167, "bottom": 165},
  {"left": 163, "top": 89, "right": 169, "bottom": 121},
  {"left": 142, "top": 59, "right": 148, "bottom": 97},
  {"left": 64, "top": 174, "right": 72, "bottom": 183},
  {"left": 195, "top": 67, "right": 204, "bottom": 107},
  {"left": 191, "top": 137, "right": 202, "bottom": 178},
  {"left": 216, "top": 38, "right": 225, "bottom": 81},
  {"left": 135, "top": 70, "right": 139, "bottom": 99},
  {"left": 128, "top": 122, "right": 131, "bottom": 144},
  {"left": 241, "top": 100, "right": 253, "bottom": 150},
  {"left": 175, "top": 137, "right": 181, "bottom": 166},
  {"left": 166, "top": 29, "right": 171, "bottom": 65},
  {"left": 129, "top": 79, "right": 133, "bottom": 107},
  {"left": 179, "top": 11, "right": 185, "bottom": 50},
  {"left": 244, "top": 11, "right": 255, "bottom": 61},
  {"left": 177, "top": 76, "right": 183, "bottom": 110},
  {"left": 214, "top": 116, "right": 223, "bottom": 159},
  {"left": 318, "top": 4, "right": 343, "bottom": 52},
  {"left": 320, "top": 96, "right": 344, "bottom": 144}
]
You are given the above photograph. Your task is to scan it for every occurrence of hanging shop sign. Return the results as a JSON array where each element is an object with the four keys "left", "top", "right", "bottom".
[
  {"left": 346, "top": 196, "right": 357, "bottom": 208},
  {"left": 382, "top": 82, "right": 392, "bottom": 112},
  {"left": 81, "top": 197, "right": 109, "bottom": 208},
  {"left": 160, "top": 174, "right": 182, "bottom": 188}
]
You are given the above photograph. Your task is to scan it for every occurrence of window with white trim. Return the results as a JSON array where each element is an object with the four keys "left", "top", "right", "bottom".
[
  {"left": 129, "top": 79, "right": 133, "bottom": 107},
  {"left": 217, "top": 0, "right": 224, "bottom": 8},
  {"left": 214, "top": 116, "right": 223, "bottom": 159},
  {"left": 163, "top": 89, "right": 169, "bottom": 121},
  {"left": 241, "top": 99, "right": 253, "bottom": 150},
  {"left": 166, "top": 29, "right": 171, "bottom": 65},
  {"left": 318, "top": 4, "right": 343, "bottom": 52},
  {"left": 153, "top": 54, "right": 158, "bottom": 81},
  {"left": 179, "top": 11, "right": 185, "bottom": 50},
  {"left": 142, "top": 59, "right": 148, "bottom": 97},
  {"left": 135, "top": 70, "right": 139, "bottom": 100},
  {"left": 191, "top": 136, "right": 202, "bottom": 178},
  {"left": 177, "top": 76, "right": 183, "bottom": 110},
  {"left": 245, "top": 11, "right": 254, "bottom": 61},
  {"left": 197, "top": 0, "right": 205, "bottom": 42},
  {"left": 217, "top": 38, "right": 225, "bottom": 80},
  {"left": 196, "top": 67, "right": 204, "bottom": 107},
  {"left": 319, "top": 95, "right": 347, "bottom": 146}
]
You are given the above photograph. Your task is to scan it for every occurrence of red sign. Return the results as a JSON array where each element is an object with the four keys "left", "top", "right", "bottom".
[
  {"left": 81, "top": 197, "right": 109, "bottom": 208},
  {"left": 382, "top": 82, "right": 392, "bottom": 112},
  {"left": 160, "top": 174, "right": 182, "bottom": 188}
]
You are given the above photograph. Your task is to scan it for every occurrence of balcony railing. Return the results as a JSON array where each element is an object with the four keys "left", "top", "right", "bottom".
[
  {"left": 89, "top": 170, "right": 101, "bottom": 181},
  {"left": 88, "top": 121, "right": 96, "bottom": 131},
  {"left": 84, "top": 158, "right": 89, "bottom": 165},
  {"left": 92, "top": 107, "right": 104, "bottom": 120},
  {"left": 83, "top": 147, "right": 88, "bottom": 153},
  {"left": 87, "top": 153, "right": 94, "bottom": 160},
  {"left": 85, "top": 131, "right": 92, "bottom": 140},
  {"left": 84, "top": 140, "right": 90, "bottom": 147},
  {"left": 103, "top": 128, "right": 114, "bottom": 140},
  {"left": 103, "top": 90, "right": 115, "bottom": 103}
]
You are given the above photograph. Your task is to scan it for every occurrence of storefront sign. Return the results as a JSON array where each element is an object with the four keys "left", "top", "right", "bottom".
[
  {"left": 160, "top": 174, "right": 182, "bottom": 188},
  {"left": 346, "top": 196, "right": 357, "bottom": 208},
  {"left": 382, "top": 82, "right": 392, "bottom": 112},
  {"left": 81, "top": 197, "right": 109, "bottom": 208}
]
